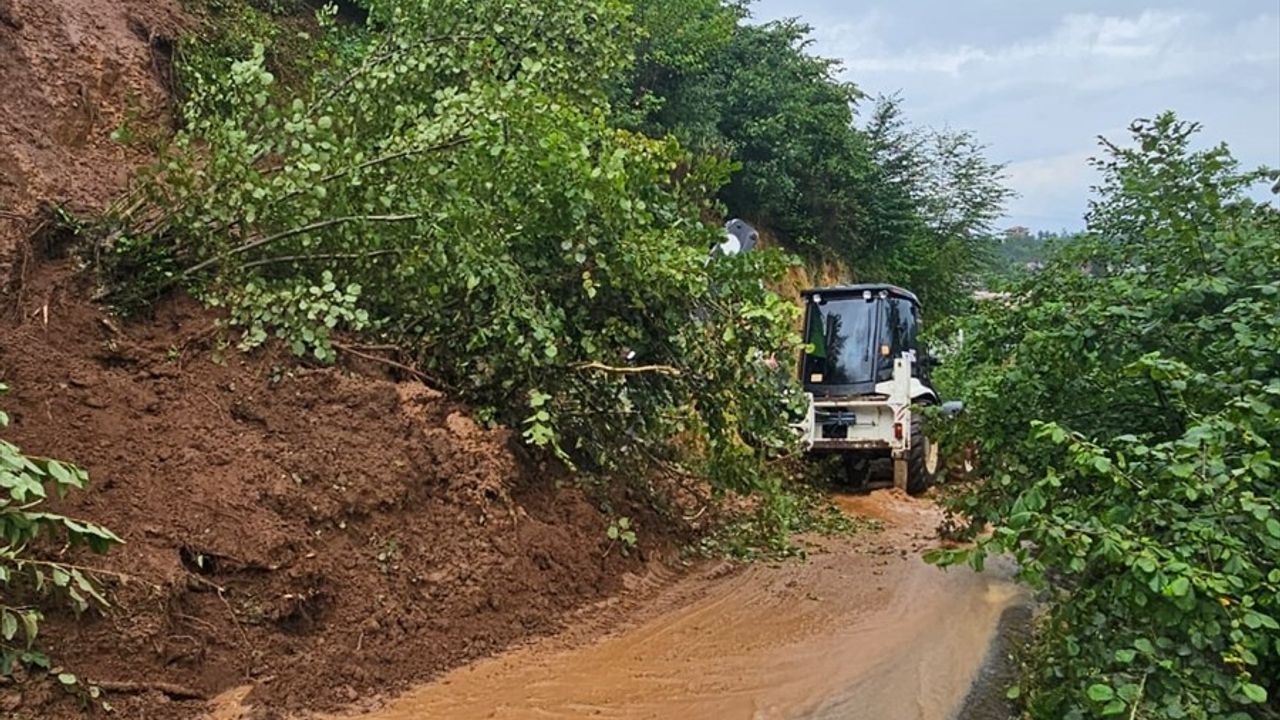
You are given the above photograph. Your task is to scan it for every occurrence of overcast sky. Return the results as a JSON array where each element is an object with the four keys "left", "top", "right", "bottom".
[{"left": 748, "top": 0, "right": 1280, "bottom": 231}]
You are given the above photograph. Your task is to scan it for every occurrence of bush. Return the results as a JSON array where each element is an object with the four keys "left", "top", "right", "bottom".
[
  {"left": 930, "top": 114, "right": 1280, "bottom": 719},
  {"left": 105, "top": 0, "right": 804, "bottom": 514},
  {"left": 0, "top": 383, "right": 122, "bottom": 676}
]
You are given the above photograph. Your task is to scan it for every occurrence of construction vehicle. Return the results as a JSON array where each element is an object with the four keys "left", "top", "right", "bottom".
[{"left": 794, "top": 284, "right": 959, "bottom": 494}]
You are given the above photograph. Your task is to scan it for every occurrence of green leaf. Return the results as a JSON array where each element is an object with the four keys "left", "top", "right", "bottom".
[
  {"left": 1116, "top": 683, "right": 1141, "bottom": 702},
  {"left": 46, "top": 460, "right": 71, "bottom": 484},
  {"left": 1102, "top": 699, "right": 1127, "bottom": 715},
  {"left": 1241, "top": 683, "right": 1267, "bottom": 703},
  {"left": 1087, "top": 684, "right": 1115, "bottom": 702},
  {"left": 57, "top": 672, "right": 77, "bottom": 685},
  {"left": 20, "top": 611, "right": 38, "bottom": 646}
]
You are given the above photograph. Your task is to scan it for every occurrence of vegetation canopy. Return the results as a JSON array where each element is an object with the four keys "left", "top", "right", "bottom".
[
  {"left": 930, "top": 114, "right": 1280, "bottom": 720},
  {"left": 102, "top": 0, "right": 808, "bottom": 520}
]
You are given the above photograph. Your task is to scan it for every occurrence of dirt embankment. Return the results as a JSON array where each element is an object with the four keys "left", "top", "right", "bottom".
[
  {"left": 0, "top": 259, "right": 678, "bottom": 720},
  {"left": 0, "top": 0, "right": 183, "bottom": 278},
  {"left": 0, "top": 3, "right": 690, "bottom": 717}
]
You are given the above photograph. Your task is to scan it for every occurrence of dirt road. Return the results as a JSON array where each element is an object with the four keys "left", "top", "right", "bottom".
[{"left": 326, "top": 491, "right": 1025, "bottom": 720}]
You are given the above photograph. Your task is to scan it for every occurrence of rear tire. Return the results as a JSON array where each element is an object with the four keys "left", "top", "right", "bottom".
[
  {"left": 906, "top": 416, "right": 942, "bottom": 495},
  {"left": 842, "top": 454, "right": 870, "bottom": 489}
]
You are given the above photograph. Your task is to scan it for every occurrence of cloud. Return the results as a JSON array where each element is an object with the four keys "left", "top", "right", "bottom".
[
  {"left": 1002, "top": 150, "right": 1098, "bottom": 229},
  {"left": 819, "top": 10, "right": 1278, "bottom": 92},
  {"left": 775, "top": 5, "right": 1280, "bottom": 229}
]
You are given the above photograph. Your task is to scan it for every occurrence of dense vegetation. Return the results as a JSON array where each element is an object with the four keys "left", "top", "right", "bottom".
[
  {"left": 99, "top": 0, "right": 1008, "bottom": 529},
  {"left": 985, "top": 227, "right": 1076, "bottom": 282},
  {"left": 12, "top": 0, "right": 1279, "bottom": 715},
  {"left": 931, "top": 115, "right": 1280, "bottom": 719},
  {"left": 617, "top": 0, "right": 1011, "bottom": 312}
]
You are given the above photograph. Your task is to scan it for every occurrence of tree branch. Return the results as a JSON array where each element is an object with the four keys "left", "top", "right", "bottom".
[
  {"left": 572, "top": 361, "right": 682, "bottom": 376},
  {"left": 238, "top": 249, "right": 401, "bottom": 271},
  {"left": 332, "top": 342, "right": 450, "bottom": 391},
  {"left": 93, "top": 680, "right": 207, "bottom": 700},
  {"left": 182, "top": 214, "right": 421, "bottom": 277}
]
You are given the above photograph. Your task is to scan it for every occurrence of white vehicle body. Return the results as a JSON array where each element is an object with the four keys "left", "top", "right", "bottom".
[{"left": 797, "top": 354, "right": 929, "bottom": 459}]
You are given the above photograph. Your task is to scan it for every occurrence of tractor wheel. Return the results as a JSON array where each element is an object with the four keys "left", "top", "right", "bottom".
[
  {"left": 842, "top": 454, "right": 870, "bottom": 489},
  {"left": 906, "top": 416, "right": 942, "bottom": 495}
]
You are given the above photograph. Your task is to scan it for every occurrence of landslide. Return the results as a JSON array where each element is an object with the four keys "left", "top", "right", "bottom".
[
  {"left": 2, "top": 3, "right": 678, "bottom": 717},
  {"left": 0, "top": 250, "right": 673, "bottom": 720},
  {"left": 0, "top": 0, "right": 183, "bottom": 281}
]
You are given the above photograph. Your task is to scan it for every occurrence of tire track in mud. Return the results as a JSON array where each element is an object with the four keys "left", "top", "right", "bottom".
[{"left": 316, "top": 491, "right": 1028, "bottom": 720}]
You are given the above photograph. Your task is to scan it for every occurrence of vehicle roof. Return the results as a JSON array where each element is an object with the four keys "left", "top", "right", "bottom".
[{"left": 800, "top": 284, "right": 921, "bottom": 305}]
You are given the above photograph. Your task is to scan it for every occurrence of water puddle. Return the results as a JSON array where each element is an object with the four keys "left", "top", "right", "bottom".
[{"left": 333, "top": 491, "right": 1024, "bottom": 720}]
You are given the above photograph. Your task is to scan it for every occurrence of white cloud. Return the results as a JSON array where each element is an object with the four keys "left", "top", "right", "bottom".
[
  {"left": 778, "top": 6, "right": 1280, "bottom": 229},
  {"left": 1002, "top": 150, "right": 1098, "bottom": 229},
  {"left": 818, "top": 10, "right": 1279, "bottom": 91}
]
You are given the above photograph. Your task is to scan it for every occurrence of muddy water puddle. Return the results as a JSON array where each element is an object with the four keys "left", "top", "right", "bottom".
[{"left": 335, "top": 491, "right": 1024, "bottom": 720}]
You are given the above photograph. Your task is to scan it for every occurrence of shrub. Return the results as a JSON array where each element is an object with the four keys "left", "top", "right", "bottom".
[
  {"left": 930, "top": 114, "right": 1280, "bottom": 719},
  {"left": 0, "top": 383, "right": 122, "bottom": 675}
]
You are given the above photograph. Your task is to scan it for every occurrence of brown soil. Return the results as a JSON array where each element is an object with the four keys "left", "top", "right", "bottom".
[
  {"left": 0, "top": 0, "right": 184, "bottom": 278},
  {"left": 0, "top": 256, "right": 675, "bottom": 719},
  {"left": 325, "top": 491, "right": 1026, "bottom": 720},
  {"left": 0, "top": 2, "right": 689, "bottom": 716}
]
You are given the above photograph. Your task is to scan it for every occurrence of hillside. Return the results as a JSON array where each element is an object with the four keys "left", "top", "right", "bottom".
[
  {"left": 0, "top": 0, "right": 184, "bottom": 279},
  {"left": 0, "top": 2, "right": 684, "bottom": 717}
]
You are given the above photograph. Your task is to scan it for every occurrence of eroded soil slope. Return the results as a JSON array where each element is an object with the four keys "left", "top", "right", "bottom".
[
  {"left": 0, "top": 258, "right": 667, "bottom": 719},
  {"left": 0, "top": 0, "right": 183, "bottom": 277}
]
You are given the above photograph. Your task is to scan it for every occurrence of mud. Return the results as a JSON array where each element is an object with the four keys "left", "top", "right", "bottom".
[
  {"left": 0, "top": 0, "right": 185, "bottom": 277},
  {"left": 0, "top": 258, "right": 677, "bottom": 719},
  {"left": 336, "top": 490, "right": 1026, "bottom": 720}
]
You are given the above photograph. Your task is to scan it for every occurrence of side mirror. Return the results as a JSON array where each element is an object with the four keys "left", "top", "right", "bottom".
[{"left": 941, "top": 400, "right": 965, "bottom": 416}]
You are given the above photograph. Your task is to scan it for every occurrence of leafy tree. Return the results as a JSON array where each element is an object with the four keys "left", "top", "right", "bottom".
[
  {"left": 618, "top": 11, "right": 1011, "bottom": 313},
  {"left": 106, "top": 0, "right": 804, "bottom": 509},
  {"left": 621, "top": 15, "right": 873, "bottom": 251},
  {"left": 985, "top": 228, "right": 1077, "bottom": 282},
  {"left": 930, "top": 113, "right": 1280, "bottom": 719},
  {"left": 863, "top": 95, "right": 1013, "bottom": 313}
]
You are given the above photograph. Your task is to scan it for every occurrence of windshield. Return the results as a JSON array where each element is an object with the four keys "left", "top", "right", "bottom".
[{"left": 801, "top": 295, "right": 919, "bottom": 392}]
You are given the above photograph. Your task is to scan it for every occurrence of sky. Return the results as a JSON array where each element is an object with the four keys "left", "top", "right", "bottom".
[{"left": 748, "top": 0, "right": 1280, "bottom": 231}]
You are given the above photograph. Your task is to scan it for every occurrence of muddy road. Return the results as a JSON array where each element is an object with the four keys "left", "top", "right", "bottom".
[{"left": 323, "top": 491, "right": 1026, "bottom": 720}]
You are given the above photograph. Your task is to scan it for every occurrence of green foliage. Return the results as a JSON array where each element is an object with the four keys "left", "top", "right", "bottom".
[
  {"left": 862, "top": 96, "right": 1014, "bottom": 313},
  {"left": 695, "top": 472, "right": 871, "bottom": 561},
  {"left": 0, "top": 384, "right": 122, "bottom": 677},
  {"left": 606, "top": 516, "right": 637, "bottom": 555},
  {"left": 930, "top": 114, "right": 1280, "bottom": 719},
  {"left": 213, "top": 269, "right": 370, "bottom": 361},
  {"left": 108, "top": 0, "right": 804, "bottom": 512},
  {"left": 617, "top": 8, "right": 1012, "bottom": 313},
  {"left": 984, "top": 228, "right": 1077, "bottom": 283}
]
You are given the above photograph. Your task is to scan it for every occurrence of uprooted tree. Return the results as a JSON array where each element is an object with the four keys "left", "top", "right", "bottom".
[{"left": 100, "top": 0, "right": 805, "bottom": 518}]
